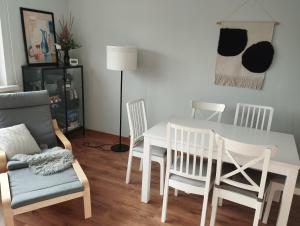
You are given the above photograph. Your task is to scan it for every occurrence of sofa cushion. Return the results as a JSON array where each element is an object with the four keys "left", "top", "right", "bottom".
[
  {"left": 8, "top": 167, "right": 83, "bottom": 209},
  {"left": 0, "top": 124, "right": 41, "bottom": 160}
]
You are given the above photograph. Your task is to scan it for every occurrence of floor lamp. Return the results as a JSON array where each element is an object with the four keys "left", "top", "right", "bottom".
[{"left": 107, "top": 46, "right": 138, "bottom": 152}]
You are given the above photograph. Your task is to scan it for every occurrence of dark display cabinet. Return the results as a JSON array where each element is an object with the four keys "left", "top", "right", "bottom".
[{"left": 22, "top": 65, "right": 85, "bottom": 134}]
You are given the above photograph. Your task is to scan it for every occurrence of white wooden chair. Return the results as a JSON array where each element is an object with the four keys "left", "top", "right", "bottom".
[
  {"left": 191, "top": 101, "right": 225, "bottom": 122},
  {"left": 126, "top": 99, "right": 166, "bottom": 195},
  {"left": 262, "top": 174, "right": 300, "bottom": 224},
  {"left": 234, "top": 103, "right": 274, "bottom": 131},
  {"left": 210, "top": 135, "right": 276, "bottom": 226},
  {"left": 161, "top": 123, "right": 215, "bottom": 226}
]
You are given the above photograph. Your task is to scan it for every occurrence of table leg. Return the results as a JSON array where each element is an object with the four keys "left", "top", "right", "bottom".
[
  {"left": 276, "top": 168, "right": 298, "bottom": 226},
  {"left": 141, "top": 137, "right": 152, "bottom": 203}
]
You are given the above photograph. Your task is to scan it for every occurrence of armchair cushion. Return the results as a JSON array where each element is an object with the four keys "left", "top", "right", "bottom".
[
  {"left": 0, "top": 124, "right": 41, "bottom": 160},
  {"left": 0, "top": 91, "right": 57, "bottom": 149},
  {"left": 8, "top": 166, "right": 83, "bottom": 209}
]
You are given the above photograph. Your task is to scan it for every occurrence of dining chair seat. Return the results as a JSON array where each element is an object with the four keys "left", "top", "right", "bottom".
[
  {"left": 218, "top": 164, "right": 272, "bottom": 201},
  {"left": 133, "top": 141, "right": 166, "bottom": 158}
]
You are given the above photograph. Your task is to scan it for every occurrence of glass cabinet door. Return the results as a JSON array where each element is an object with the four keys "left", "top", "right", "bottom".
[
  {"left": 42, "top": 68, "right": 67, "bottom": 132},
  {"left": 22, "top": 67, "right": 43, "bottom": 91},
  {"left": 64, "top": 67, "right": 84, "bottom": 132},
  {"left": 22, "top": 65, "right": 84, "bottom": 134}
]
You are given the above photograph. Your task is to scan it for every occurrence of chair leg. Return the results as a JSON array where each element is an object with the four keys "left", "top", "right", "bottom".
[
  {"left": 210, "top": 188, "right": 219, "bottom": 226},
  {"left": 253, "top": 202, "right": 262, "bottom": 226},
  {"left": 273, "top": 190, "right": 282, "bottom": 202},
  {"left": 200, "top": 194, "right": 209, "bottom": 226},
  {"left": 174, "top": 189, "right": 178, "bottom": 197},
  {"left": 139, "top": 159, "right": 143, "bottom": 172},
  {"left": 161, "top": 173, "right": 170, "bottom": 222},
  {"left": 125, "top": 151, "right": 133, "bottom": 184},
  {"left": 218, "top": 198, "right": 223, "bottom": 206},
  {"left": 83, "top": 188, "right": 92, "bottom": 219},
  {"left": 262, "top": 183, "right": 278, "bottom": 224},
  {"left": 159, "top": 160, "right": 165, "bottom": 196},
  {"left": 3, "top": 207, "right": 14, "bottom": 226}
]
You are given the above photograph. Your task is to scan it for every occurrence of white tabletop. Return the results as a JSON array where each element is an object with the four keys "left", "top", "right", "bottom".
[{"left": 144, "top": 117, "right": 300, "bottom": 167}]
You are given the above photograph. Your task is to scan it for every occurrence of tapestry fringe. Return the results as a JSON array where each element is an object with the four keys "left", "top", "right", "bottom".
[{"left": 215, "top": 74, "right": 264, "bottom": 90}]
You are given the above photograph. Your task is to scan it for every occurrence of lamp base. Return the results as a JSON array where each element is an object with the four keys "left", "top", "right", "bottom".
[{"left": 111, "top": 143, "right": 129, "bottom": 152}]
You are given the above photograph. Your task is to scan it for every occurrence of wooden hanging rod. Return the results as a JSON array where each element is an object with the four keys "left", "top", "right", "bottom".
[{"left": 216, "top": 21, "right": 280, "bottom": 25}]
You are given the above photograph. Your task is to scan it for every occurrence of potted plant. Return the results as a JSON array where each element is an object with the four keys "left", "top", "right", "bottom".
[{"left": 56, "top": 13, "right": 80, "bottom": 65}]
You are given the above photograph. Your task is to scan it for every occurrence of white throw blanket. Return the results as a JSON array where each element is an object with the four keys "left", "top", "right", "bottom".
[{"left": 11, "top": 147, "right": 74, "bottom": 176}]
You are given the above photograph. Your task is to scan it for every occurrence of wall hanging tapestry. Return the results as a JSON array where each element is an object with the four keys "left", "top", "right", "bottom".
[
  {"left": 20, "top": 8, "right": 58, "bottom": 66},
  {"left": 215, "top": 21, "right": 276, "bottom": 90}
]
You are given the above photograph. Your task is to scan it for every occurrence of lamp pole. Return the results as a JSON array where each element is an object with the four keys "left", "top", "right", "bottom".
[
  {"left": 119, "top": 70, "right": 123, "bottom": 145},
  {"left": 111, "top": 70, "right": 129, "bottom": 152}
]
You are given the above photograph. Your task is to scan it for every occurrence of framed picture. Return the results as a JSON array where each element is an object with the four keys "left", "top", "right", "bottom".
[{"left": 20, "top": 7, "right": 58, "bottom": 66}]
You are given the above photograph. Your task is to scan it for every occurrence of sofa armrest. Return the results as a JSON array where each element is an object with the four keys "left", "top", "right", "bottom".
[
  {"left": 52, "top": 119, "right": 72, "bottom": 151},
  {"left": 0, "top": 173, "right": 12, "bottom": 208},
  {"left": 0, "top": 149, "right": 7, "bottom": 173}
]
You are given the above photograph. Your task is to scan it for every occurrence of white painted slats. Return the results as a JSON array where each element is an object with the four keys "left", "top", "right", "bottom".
[
  {"left": 126, "top": 99, "right": 166, "bottom": 195},
  {"left": 234, "top": 103, "right": 274, "bottom": 131},
  {"left": 126, "top": 99, "right": 147, "bottom": 143},
  {"left": 168, "top": 123, "right": 214, "bottom": 181},
  {"left": 162, "top": 123, "right": 215, "bottom": 226}
]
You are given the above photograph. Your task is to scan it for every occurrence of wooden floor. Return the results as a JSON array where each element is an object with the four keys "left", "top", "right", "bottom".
[{"left": 12, "top": 130, "right": 300, "bottom": 226}]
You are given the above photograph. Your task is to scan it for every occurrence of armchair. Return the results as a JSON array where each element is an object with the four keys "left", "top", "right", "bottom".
[{"left": 0, "top": 91, "right": 91, "bottom": 226}]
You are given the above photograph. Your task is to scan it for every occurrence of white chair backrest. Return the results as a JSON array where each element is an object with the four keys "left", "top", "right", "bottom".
[
  {"left": 234, "top": 103, "right": 274, "bottom": 131},
  {"left": 215, "top": 135, "right": 276, "bottom": 199},
  {"left": 166, "top": 123, "right": 215, "bottom": 184},
  {"left": 126, "top": 99, "right": 148, "bottom": 145},
  {"left": 191, "top": 101, "right": 225, "bottom": 122}
]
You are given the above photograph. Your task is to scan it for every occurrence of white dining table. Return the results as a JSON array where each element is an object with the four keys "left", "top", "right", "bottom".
[{"left": 141, "top": 117, "right": 300, "bottom": 226}]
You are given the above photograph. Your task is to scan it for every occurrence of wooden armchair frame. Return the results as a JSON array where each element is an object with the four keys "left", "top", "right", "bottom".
[{"left": 0, "top": 120, "right": 91, "bottom": 226}]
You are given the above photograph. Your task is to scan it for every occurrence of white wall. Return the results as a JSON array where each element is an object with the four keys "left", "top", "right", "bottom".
[
  {"left": 67, "top": 0, "right": 300, "bottom": 150},
  {"left": 6, "top": 0, "right": 68, "bottom": 86}
]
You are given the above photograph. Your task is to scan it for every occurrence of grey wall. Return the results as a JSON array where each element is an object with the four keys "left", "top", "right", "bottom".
[
  {"left": 67, "top": 0, "right": 300, "bottom": 150},
  {"left": 6, "top": 0, "right": 298, "bottom": 150},
  {"left": 6, "top": 0, "right": 68, "bottom": 86}
]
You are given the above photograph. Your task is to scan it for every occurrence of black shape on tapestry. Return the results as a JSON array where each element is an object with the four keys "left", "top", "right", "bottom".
[
  {"left": 242, "top": 41, "right": 274, "bottom": 73},
  {"left": 218, "top": 28, "right": 248, "bottom": 56}
]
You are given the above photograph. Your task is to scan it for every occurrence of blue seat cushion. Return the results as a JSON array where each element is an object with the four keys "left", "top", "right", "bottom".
[{"left": 8, "top": 167, "right": 83, "bottom": 209}]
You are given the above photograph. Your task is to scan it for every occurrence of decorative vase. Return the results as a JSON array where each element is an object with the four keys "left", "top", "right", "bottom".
[
  {"left": 40, "top": 29, "right": 49, "bottom": 55},
  {"left": 64, "top": 50, "right": 70, "bottom": 65}
]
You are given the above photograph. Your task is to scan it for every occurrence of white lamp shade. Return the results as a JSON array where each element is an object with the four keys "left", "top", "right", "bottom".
[{"left": 106, "top": 46, "right": 137, "bottom": 71}]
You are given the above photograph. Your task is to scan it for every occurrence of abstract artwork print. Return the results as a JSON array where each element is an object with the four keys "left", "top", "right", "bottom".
[{"left": 21, "top": 8, "right": 58, "bottom": 65}]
